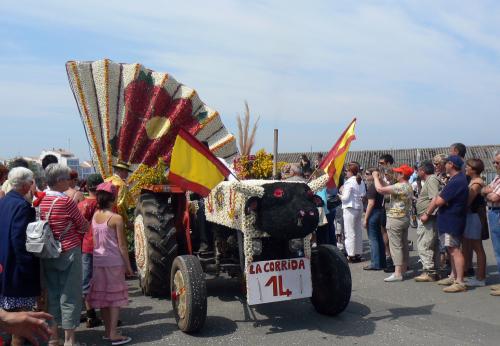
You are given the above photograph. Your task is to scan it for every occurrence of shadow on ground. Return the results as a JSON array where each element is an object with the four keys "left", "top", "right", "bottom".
[
  {"left": 204, "top": 266, "right": 439, "bottom": 338},
  {"left": 78, "top": 322, "right": 176, "bottom": 345}
]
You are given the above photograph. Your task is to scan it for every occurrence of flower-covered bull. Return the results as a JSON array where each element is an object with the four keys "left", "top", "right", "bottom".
[{"left": 204, "top": 174, "right": 329, "bottom": 267}]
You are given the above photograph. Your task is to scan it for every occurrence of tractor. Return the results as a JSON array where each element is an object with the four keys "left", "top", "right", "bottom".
[
  {"left": 65, "top": 58, "right": 351, "bottom": 334},
  {"left": 133, "top": 175, "right": 352, "bottom": 333}
]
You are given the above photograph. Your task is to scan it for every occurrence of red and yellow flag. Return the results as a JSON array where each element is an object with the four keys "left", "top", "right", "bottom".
[
  {"left": 169, "top": 128, "right": 231, "bottom": 196},
  {"left": 319, "top": 118, "right": 357, "bottom": 188}
]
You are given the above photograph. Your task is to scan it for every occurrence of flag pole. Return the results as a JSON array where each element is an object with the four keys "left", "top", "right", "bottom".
[
  {"left": 306, "top": 167, "right": 321, "bottom": 184},
  {"left": 306, "top": 117, "right": 357, "bottom": 185},
  {"left": 229, "top": 170, "right": 241, "bottom": 182}
]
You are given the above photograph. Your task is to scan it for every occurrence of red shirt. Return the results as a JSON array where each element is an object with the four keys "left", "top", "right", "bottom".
[
  {"left": 39, "top": 193, "right": 87, "bottom": 252},
  {"left": 78, "top": 197, "right": 98, "bottom": 254}
]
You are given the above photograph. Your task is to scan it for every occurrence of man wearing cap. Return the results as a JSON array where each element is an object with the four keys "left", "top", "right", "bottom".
[
  {"left": 105, "top": 162, "right": 134, "bottom": 226},
  {"left": 373, "top": 164, "right": 414, "bottom": 282},
  {"left": 482, "top": 150, "right": 500, "bottom": 296},
  {"left": 422, "top": 155, "right": 468, "bottom": 293}
]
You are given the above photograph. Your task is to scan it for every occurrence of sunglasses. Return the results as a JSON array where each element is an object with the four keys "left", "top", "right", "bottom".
[{"left": 493, "top": 161, "right": 500, "bottom": 165}]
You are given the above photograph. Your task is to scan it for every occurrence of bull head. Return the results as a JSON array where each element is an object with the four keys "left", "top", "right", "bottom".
[{"left": 244, "top": 181, "right": 322, "bottom": 240}]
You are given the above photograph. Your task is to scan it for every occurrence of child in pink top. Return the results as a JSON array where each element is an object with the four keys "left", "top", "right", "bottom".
[{"left": 87, "top": 182, "right": 133, "bottom": 345}]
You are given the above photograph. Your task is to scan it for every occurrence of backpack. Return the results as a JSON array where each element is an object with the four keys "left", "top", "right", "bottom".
[{"left": 26, "top": 197, "right": 72, "bottom": 258}]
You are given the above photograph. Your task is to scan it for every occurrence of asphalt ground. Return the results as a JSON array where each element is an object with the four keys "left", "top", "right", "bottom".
[
  {"left": 71, "top": 226, "right": 500, "bottom": 346},
  {"left": 5, "top": 227, "right": 498, "bottom": 346}
]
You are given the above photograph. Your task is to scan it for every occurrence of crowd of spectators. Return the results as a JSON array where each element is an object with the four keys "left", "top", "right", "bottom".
[
  {"left": 1, "top": 143, "right": 500, "bottom": 343},
  {"left": 297, "top": 143, "right": 500, "bottom": 295},
  {"left": 0, "top": 156, "right": 132, "bottom": 345}
]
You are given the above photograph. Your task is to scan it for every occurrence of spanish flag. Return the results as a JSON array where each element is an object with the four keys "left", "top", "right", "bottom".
[
  {"left": 169, "top": 128, "right": 231, "bottom": 196},
  {"left": 319, "top": 118, "right": 357, "bottom": 188}
]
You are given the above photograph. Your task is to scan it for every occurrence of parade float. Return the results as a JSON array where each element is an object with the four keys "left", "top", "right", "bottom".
[{"left": 66, "top": 59, "right": 351, "bottom": 333}]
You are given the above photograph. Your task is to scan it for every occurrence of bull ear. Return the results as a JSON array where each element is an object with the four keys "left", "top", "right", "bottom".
[
  {"left": 245, "top": 196, "right": 261, "bottom": 215},
  {"left": 307, "top": 174, "right": 329, "bottom": 193},
  {"left": 233, "top": 182, "right": 265, "bottom": 198}
]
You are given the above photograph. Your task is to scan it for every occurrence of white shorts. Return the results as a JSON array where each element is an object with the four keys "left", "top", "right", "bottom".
[{"left": 439, "top": 233, "right": 461, "bottom": 248}]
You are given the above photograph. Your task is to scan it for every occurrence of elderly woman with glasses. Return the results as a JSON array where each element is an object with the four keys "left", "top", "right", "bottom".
[
  {"left": 39, "top": 164, "right": 88, "bottom": 346},
  {"left": 0, "top": 167, "right": 40, "bottom": 346},
  {"left": 433, "top": 154, "right": 448, "bottom": 184}
]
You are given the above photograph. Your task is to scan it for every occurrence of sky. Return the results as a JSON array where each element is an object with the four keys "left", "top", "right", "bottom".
[{"left": 0, "top": 0, "right": 499, "bottom": 161}]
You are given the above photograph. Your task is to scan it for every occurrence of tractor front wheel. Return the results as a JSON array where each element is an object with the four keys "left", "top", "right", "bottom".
[
  {"left": 310, "top": 244, "right": 352, "bottom": 316},
  {"left": 170, "top": 255, "right": 207, "bottom": 333}
]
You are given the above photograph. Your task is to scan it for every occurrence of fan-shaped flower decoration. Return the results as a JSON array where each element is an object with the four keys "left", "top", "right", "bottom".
[{"left": 66, "top": 59, "right": 238, "bottom": 178}]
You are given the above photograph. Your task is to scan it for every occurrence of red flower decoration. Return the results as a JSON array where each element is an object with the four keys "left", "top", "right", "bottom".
[
  {"left": 274, "top": 188, "right": 284, "bottom": 198},
  {"left": 115, "top": 71, "right": 198, "bottom": 166}
]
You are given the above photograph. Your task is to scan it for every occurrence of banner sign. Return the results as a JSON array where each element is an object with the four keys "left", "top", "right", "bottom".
[{"left": 246, "top": 258, "right": 312, "bottom": 305}]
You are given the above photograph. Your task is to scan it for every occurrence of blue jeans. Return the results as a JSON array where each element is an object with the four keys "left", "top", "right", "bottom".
[
  {"left": 82, "top": 253, "right": 93, "bottom": 295},
  {"left": 326, "top": 209, "right": 337, "bottom": 246},
  {"left": 367, "top": 208, "right": 386, "bottom": 269},
  {"left": 488, "top": 209, "right": 500, "bottom": 271}
]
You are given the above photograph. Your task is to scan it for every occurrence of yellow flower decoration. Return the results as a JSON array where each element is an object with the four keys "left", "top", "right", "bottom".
[
  {"left": 234, "top": 149, "right": 288, "bottom": 180},
  {"left": 129, "top": 158, "right": 168, "bottom": 198}
]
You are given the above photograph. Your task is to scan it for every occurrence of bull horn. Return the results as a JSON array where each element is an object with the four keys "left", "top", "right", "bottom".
[
  {"left": 308, "top": 174, "right": 329, "bottom": 193},
  {"left": 233, "top": 182, "right": 265, "bottom": 198}
]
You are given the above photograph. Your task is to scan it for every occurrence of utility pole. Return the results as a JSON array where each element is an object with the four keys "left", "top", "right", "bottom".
[{"left": 273, "top": 129, "right": 278, "bottom": 178}]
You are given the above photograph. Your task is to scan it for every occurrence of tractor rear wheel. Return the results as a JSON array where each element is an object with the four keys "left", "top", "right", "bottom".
[{"left": 134, "top": 192, "right": 178, "bottom": 297}]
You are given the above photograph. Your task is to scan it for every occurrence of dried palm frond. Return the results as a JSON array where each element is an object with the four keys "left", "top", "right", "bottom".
[
  {"left": 247, "top": 115, "right": 259, "bottom": 155},
  {"left": 236, "top": 101, "right": 259, "bottom": 156},
  {"left": 243, "top": 101, "right": 250, "bottom": 154},
  {"left": 237, "top": 115, "right": 244, "bottom": 155}
]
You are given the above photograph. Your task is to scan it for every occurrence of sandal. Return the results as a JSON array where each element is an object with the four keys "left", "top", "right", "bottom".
[
  {"left": 103, "top": 330, "right": 122, "bottom": 340},
  {"left": 110, "top": 336, "right": 132, "bottom": 345}
]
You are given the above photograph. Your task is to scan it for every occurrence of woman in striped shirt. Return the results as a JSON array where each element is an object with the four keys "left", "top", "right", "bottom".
[{"left": 39, "top": 164, "right": 88, "bottom": 346}]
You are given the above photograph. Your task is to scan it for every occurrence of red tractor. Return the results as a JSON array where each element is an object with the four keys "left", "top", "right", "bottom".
[{"left": 133, "top": 178, "right": 352, "bottom": 333}]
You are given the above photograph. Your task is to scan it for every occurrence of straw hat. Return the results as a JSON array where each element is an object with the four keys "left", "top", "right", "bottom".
[{"left": 112, "top": 161, "right": 133, "bottom": 172}]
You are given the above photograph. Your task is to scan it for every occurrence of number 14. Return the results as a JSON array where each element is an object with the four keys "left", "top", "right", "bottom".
[{"left": 265, "top": 275, "right": 292, "bottom": 297}]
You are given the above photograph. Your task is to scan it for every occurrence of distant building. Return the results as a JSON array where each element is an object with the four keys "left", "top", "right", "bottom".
[
  {"left": 40, "top": 149, "right": 95, "bottom": 180},
  {"left": 79, "top": 160, "right": 95, "bottom": 179}
]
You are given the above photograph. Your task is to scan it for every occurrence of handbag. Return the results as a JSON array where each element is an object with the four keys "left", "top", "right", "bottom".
[
  {"left": 478, "top": 205, "right": 489, "bottom": 240},
  {"left": 26, "top": 198, "right": 72, "bottom": 258},
  {"left": 327, "top": 195, "right": 341, "bottom": 210}
]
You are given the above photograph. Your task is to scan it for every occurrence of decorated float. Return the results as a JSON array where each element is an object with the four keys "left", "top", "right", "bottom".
[{"left": 66, "top": 59, "right": 351, "bottom": 333}]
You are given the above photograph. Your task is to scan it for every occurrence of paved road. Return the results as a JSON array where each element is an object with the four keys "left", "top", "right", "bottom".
[{"left": 77, "top": 230, "right": 500, "bottom": 346}]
